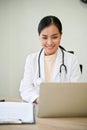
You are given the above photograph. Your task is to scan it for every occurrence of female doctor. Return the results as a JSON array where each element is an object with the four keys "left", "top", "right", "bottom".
[{"left": 19, "top": 15, "right": 81, "bottom": 104}]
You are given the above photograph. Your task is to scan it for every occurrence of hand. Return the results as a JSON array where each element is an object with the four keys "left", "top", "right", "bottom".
[{"left": 33, "top": 98, "right": 39, "bottom": 104}]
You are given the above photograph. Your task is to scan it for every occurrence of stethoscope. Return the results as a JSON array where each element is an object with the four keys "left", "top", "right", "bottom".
[{"left": 37, "top": 46, "right": 67, "bottom": 85}]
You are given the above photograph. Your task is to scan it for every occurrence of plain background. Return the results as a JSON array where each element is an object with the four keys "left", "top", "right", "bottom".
[{"left": 0, "top": 0, "right": 87, "bottom": 98}]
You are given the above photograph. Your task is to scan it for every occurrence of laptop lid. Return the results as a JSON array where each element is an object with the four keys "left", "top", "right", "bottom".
[{"left": 37, "top": 83, "right": 87, "bottom": 117}]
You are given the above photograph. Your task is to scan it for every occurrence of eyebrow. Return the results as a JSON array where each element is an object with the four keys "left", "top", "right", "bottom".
[{"left": 41, "top": 33, "right": 59, "bottom": 37}]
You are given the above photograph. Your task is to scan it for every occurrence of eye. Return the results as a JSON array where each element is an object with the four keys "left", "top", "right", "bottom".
[
  {"left": 42, "top": 37, "right": 47, "bottom": 40},
  {"left": 52, "top": 36, "right": 58, "bottom": 39}
]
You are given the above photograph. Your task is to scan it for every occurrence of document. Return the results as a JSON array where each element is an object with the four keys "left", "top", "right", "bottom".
[{"left": 0, "top": 102, "right": 35, "bottom": 124}]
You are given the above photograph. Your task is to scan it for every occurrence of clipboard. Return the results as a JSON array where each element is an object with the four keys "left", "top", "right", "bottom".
[{"left": 0, "top": 102, "right": 36, "bottom": 124}]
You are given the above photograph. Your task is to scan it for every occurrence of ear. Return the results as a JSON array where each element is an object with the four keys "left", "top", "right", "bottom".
[
  {"left": 60, "top": 31, "right": 62, "bottom": 36},
  {"left": 60, "top": 32, "right": 63, "bottom": 40}
]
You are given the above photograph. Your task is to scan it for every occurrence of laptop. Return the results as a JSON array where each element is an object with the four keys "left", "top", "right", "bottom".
[{"left": 37, "top": 83, "right": 87, "bottom": 117}]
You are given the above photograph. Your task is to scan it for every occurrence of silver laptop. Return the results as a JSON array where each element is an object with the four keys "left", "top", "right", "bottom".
[{"left": 37, "top": 83, "right": 87, "bottom": 117}]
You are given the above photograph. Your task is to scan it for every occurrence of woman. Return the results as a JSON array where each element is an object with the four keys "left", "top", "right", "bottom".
[{"left": 19, "top": 15, "right": 81, "bottom": 104}]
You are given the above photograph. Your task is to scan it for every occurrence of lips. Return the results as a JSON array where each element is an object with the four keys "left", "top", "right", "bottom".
[{"left": 46, "top": 45, "right": 55, "bottom": 50}]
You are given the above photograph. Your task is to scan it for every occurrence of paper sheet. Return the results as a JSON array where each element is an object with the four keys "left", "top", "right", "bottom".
[{"left": 0, "top": 102, "right": 35, "bottom": 124}]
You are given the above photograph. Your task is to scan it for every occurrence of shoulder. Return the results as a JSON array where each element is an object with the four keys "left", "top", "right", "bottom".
[
  {"left": 63, "top": 51, "right": 80, "bottom": 69},
  {"left": 64, "top": 50, "right": 78, "bottom": 60},
  {"left": 25, "top": 51, "right": 40, "bottom": 64},
  {"left": 27, "top": 52, "right": 38, "bottom": 59},
  {"left": 59, "top": 48, "right": 78, "bottom": 62}
]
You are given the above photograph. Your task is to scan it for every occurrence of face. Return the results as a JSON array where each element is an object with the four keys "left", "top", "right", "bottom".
[{"left": 39, "top": 24, "right": 62, "bottom": 56}]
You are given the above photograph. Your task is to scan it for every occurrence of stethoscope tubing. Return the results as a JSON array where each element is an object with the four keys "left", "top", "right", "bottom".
[
  {"left": 59, "top": 48, "right": 67, "bottom": 74},
  {"left": 38, "top": 47, "right": 67, "bottom": 78},
  {"left": 38, "top": 48, "right": 43, "bottom": 78}
]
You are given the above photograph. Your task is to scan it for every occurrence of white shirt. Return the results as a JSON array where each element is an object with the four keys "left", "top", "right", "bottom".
[{"left": 19, "top": 48, "right": 81, "bottom": 103}]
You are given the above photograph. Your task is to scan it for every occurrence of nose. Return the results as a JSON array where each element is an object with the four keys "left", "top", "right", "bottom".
[{"left": 47, "top": 38, "right": 53, "bottom": 45}]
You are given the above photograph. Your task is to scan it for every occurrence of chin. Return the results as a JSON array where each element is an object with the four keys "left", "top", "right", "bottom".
[{"left": 45, "top": 47, "right": 57, "bottom": 55}]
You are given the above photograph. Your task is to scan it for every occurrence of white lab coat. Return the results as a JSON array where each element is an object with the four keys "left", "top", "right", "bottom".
[{"left": 19, "top": 48, "right": 81, "bottom": 103}]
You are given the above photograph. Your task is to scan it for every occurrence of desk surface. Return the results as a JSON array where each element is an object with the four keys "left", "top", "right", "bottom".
[
  {"left": 0, "top": 117, "right": 87, "bottom": 130},
  {"left": 0, "top": 98, "right": 87, "bottom": 130}
]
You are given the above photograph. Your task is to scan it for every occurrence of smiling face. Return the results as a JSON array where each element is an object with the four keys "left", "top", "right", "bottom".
[{"left": 39, "top": 24, "right": 62, "bottom": 56}]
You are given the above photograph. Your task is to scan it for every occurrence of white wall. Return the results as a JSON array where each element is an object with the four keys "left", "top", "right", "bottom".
[{"left": 0, "top": 0, "right": 87, "bottom": 98}]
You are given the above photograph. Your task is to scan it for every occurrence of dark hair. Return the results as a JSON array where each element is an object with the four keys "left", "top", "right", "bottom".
[{"left": 38, "top": 15, "right": 62, "bottom": 35}]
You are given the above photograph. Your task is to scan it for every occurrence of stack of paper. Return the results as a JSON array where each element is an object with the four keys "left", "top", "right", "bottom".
[{"left": 0, "top": 102, "right": 35, "bottom": 124}]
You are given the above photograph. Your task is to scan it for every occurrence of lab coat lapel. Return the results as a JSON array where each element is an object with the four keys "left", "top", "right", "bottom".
[
  {"left": 53, "top": 48, "right": 62, "bottom": 81},
  {"left": 40, "top": 49, "right": 45, "bottom": 81}
]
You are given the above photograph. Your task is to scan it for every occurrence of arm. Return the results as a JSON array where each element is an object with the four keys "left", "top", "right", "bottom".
[{"left": 19, "top": 54, "right": 39, "bottom": 103}]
